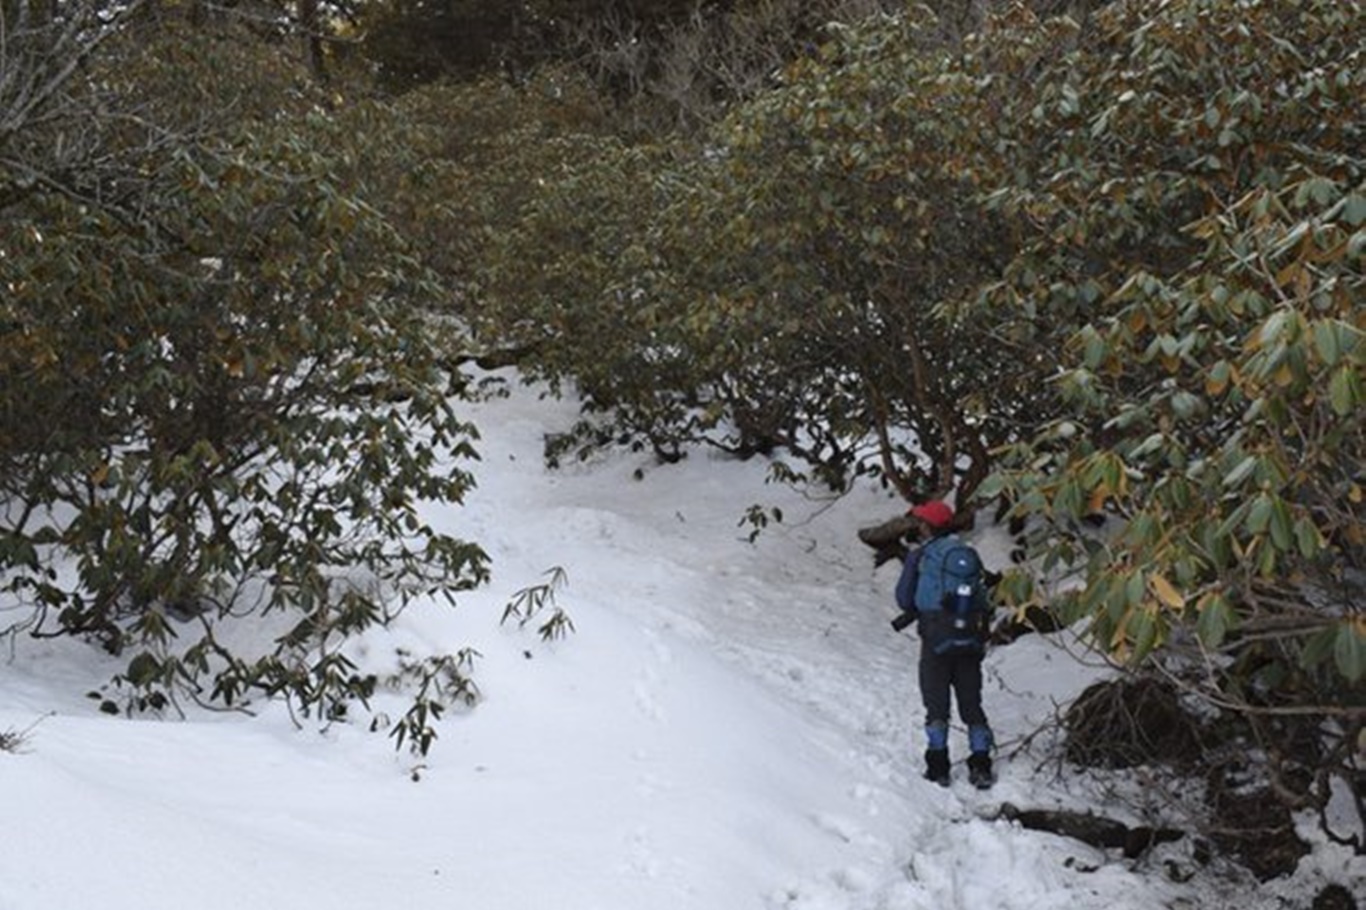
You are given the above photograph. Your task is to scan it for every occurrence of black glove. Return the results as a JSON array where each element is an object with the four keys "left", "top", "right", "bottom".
[{"left": 891, "top": 610, "right": 918, "bottom": 632}]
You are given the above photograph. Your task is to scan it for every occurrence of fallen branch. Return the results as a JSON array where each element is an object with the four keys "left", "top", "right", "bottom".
[{"left": 993, "top": 802, "right": 1184, "bottom": 859}]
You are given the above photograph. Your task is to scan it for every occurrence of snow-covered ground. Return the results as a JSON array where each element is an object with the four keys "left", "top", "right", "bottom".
[{"left": 1, "top": 374, "right": 1360, "bottom": 909}]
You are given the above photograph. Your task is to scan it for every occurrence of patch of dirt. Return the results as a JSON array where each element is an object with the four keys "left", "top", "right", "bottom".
[
  {"left": 1062, "top": 676, "right": 1203, "bottom": 770},
  {"left": 1206, "top": 768, "right": 1310, "bottom": 882}
]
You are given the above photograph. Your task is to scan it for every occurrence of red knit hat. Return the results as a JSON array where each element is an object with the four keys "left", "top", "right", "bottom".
[{"left": 908, "top": 500, "right": 955, "bottom": 529}]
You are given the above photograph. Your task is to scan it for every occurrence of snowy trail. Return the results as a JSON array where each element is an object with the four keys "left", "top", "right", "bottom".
[
  {"left": 438, "top": 380, "right": 1177, "bottom": 910},
  {"left": 2, "top": 375, "right": 1357, "bottom": 910}
]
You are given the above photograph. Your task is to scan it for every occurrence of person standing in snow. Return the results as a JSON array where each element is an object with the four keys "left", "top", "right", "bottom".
[{"left": 891, "top": 500, "right": 995, "bottom": 789}]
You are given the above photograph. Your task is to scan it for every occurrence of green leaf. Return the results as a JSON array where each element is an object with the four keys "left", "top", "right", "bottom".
[
  {"left": 1245, "top": 492, "right": 1273, "bottom": 535},
  {"left": 1130, "top": 607, "right": 1160, "bottom": 663},
  {"left": 1328, "top": 363, "right": 1361, "bottom": 416},
  {"left": 1293, "top": 517, "right": 1323, "bottom": 559},
  {"left": 1259, "top": 310, "right": 1288, "bottom": 347},
  {"left": 1312, "top": 321, "right": 1342, "bottom": 365},
  {"left": 1257, "top": 538, "right": 1278, "bottom": 576},
  {"left": 1079, "top": 324, "right": 1106, "bottom": 370},
  {"left": 1124, "top": 571, "right": 1146, "bottom": 608},
  {"left": 1196, "top": 593, "right": 1233, "bottom": 648},
  {"left": 1339, "top": 192, "right": 1366, "bottom": 226},
  {"left": 1055, "top": 477, "right": 1085, "bottom": 517},
  {"left": 1332, "top": 622, "right": 1366, "bottom": 683},
  {"left": 1216, "top": 498, "right": 1252, "bottom": 540},
  {"left": 1126, "top": 513, "right": 1159, "bottom": 549},
  {"left": 1256, "top": 538, "right": 1278, "bottom": 573},
  {"left": 1295, "top": 175, "right": 1338, "bottom": 208},
  {"left": 1268, "top": 497, "right": 1293, "bottom": 550},
  {"left": 126, "top": 653, "right": 162, "bottom": 687},
  {"left": 1171, "top": 391, "right": 1202, "bottom": 420},
  {"left": 1105, "top": 575, "right": 1129, "bottom": 623},
  {"left": 1300, "top": 626, "right": 1338, "bottom": 669},
  {"left": 1206, "top": 359, "right": 1232, "bottom": 395},
  {"left": 975, "top": 474, "right": 1008, "bottom": 501},
  {"left": 1223, "top": 455, "right": 1257, "bottom": 488}
]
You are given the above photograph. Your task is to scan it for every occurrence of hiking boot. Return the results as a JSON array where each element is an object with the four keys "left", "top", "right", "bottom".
[
  {"left": 923, "top": 748, "right": 950, "bottom": 787},
  {"left": 967, "top": 752, "right": 994, "bottom": 790}
]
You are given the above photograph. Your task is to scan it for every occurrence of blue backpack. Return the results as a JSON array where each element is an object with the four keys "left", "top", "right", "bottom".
[{"left": 914, "top": 535, "right": 991, "bottom": 655}]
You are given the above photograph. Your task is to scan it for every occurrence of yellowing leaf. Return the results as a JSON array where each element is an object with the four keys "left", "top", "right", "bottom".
[
  {"left": 1205, "top": 360, "right": 1230, "bottom": 395},
  {"left": 1110, "top": 613, "right": 1131, "bottom": 649},
  {"left": 1150, "top": 573, "right": 1185, "bottom": 610}
]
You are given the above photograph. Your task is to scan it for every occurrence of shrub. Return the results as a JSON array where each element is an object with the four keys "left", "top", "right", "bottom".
[{"left": 0, "top": 14, "right": 488, "bottom": 725}]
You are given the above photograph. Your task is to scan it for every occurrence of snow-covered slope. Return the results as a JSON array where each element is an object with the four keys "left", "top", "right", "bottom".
[{"left": 1, "top": 375, "right": 1358, "bottom": 910}]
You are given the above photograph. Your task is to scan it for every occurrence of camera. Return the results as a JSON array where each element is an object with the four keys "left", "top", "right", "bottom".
[{"left": 890, "top": 610, "right": 917, "bottom": 632}]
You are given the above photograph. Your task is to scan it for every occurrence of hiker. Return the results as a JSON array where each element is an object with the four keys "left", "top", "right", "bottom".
[{"left": 891, "top": 500, "right": 995, "bottom": 789}]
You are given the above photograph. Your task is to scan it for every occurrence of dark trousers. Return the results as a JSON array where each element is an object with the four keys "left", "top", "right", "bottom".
[{"left": 919, "top": 651, "right": 990, "bottom": 749}]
